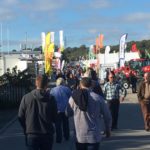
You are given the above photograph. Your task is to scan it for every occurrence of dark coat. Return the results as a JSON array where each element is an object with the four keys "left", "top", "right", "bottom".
[{"left": 18, "top": 89, "right": 57, "bottom": 136}]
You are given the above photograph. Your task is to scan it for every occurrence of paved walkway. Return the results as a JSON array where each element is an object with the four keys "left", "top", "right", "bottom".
[{"left": 0, "top": 89, "right": 150, "bottom": 150}]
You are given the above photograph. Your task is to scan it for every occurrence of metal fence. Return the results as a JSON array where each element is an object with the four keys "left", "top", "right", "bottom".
[{"left": 0, "top": 82, "right": 30, "bottom": 109}]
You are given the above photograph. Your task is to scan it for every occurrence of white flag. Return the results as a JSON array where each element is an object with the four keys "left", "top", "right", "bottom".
[
  {"left": 41, "top": 32, "right": 45, "bottom": 52},
  {"left": 59, "top": 30, "right": 64, "bottom": 51},
  {"left": 119, "top": 34, "right": 127, "bottom": 66},
  {"left": 50, "top": 32, "right": 55, "bottom": 43},
  {"left": 104, "top": 46, "right": 110, "bottom": 64},
  {"left": 105, "top": 46, "right": 110, "bottom": 55},
  {"left": 59, "top": 30, "right": 63, "bottom": 45}
]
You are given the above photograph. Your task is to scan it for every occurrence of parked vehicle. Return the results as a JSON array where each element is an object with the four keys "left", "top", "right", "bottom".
[{"left": 114, "top": 58, "right": 150, "bottom": 89}]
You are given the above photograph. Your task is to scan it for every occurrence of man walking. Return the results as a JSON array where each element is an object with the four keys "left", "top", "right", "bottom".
[
  {"left": 50, "top": 77, "right": 72, "bottom": 143},
  {"left": 103, "top": 71, "right": 126, "bottom": 130},
  {"left": 66, "top": 77, "right": 111, "bottom": 150},
  {"left": 18, "top": 75, "right": 57, "bottom": 150}
]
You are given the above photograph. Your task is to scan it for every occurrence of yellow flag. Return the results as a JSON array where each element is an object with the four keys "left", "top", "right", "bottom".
[{"left": 45, "top": 32, "right": 52, "bottom": 75}]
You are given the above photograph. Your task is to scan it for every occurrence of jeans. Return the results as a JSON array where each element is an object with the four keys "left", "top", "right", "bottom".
[
  {"left": 55, "top": 112, "right": 70, "bottom": 143},
  {"left": 76, "top": 142, "right": 100, "bottom": 150},
  {"left": 26, "top": 135, "right": 53, "bottom": 150},
  {"left": 107, "top": 99, "right": 120, "bottom": 129}
]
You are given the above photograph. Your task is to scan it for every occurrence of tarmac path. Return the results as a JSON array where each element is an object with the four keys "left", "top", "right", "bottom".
[{"left": 0, "top": 89, "right": 150, "bottom": 150}]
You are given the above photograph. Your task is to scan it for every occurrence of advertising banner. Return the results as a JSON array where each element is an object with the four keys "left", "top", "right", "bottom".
[{"left": 119, "top": 34, "right": 127, "bottom": 67}]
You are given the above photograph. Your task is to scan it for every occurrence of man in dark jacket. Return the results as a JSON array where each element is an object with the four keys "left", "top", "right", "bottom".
[{"left": 18, "top": 75, "right": 57, "bottom": 150}]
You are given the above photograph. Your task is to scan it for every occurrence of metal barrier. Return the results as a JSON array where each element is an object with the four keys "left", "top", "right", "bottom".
[{"left": 0, "top": 82, "right": 31, "bottom": 109}]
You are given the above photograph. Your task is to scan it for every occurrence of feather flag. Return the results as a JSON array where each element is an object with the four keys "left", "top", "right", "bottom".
[
  {"left": 96, "top": 37, "right": 99, "bottom": 52},
  {"left": 50, "top": 32, "right": 55, "bottom": 45},
  {"left": 59, "top": 30, "right": 64, "bottom": 52},
  {"left": 99, "top": 34, "right": 104, "bottom": 49},
  {"left": 96, "top": 34, "right": 104, "bottom": 52},
  {"left": 104, "top": 46, "right": 110, "bottom": 64},
  {"left": 44, "top": 32, "right": 55, "bottom": 75},
  {"left": 41, "top": 32, "right": 45, "bottom": 53},
  {"left": 119, "top": 33, "right": 128, "bottom": 67},
  {"left": 44, "top": 32, "right": 50, "bottom": 75},
  {"left": 49, "top": 32, "right": 55, "bottom": 59}
]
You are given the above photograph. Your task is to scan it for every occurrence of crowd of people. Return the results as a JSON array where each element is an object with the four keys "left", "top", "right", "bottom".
[{"left": 18, "top": 66, "right": 150, "bottom": 150}]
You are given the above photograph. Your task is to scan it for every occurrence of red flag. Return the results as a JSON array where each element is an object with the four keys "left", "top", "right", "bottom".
[
  {"left": 99, "top": 34, "right": 104, "bottom": 49},
  {"left": 96, "top": 37, "right": 99, "bottom": 51},
  {"left": 131, "top": 43, "right": 138, "bottom": 52}
]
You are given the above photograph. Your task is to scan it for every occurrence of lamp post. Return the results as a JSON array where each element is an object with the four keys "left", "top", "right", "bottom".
[
  {"left": 0, "top": 23, "right": 3, "bottom": 55},
  {"left": 25, "top": 32, "right": 27, "bottom": 50},
  {"left": 7, "top": 25, "right": 10, "bottom": 54}
]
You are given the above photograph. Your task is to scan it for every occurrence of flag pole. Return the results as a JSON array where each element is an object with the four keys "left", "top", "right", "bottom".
[{"left": 7, "top": 25, "right": 10, "bottom": 55}]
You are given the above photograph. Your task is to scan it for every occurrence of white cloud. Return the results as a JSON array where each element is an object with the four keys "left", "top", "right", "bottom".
[
  {"left": 0, "top": 0, "right": 20, "bottom": 21},
  {"left": 21, "top": 0, "right": 68, "bottom": 12},
  {"left": 89, "top": 0, "right": 111, "bottom": 8},
  {"left": 0, "top": 0, "right": 69, "bottom": 21},
  {"left": 88, "top": 29, "right": 98, "bottom": 34},
  {"left": 1, "top": 0, "right": 18, "bottom": 5},
  {"left": 125, "top": 12, "right": 150, "bottom": 22}
]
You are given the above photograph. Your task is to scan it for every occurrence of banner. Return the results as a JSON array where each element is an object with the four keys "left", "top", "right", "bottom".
[
  {"left": 44, "top": 32, "right": 55, "bottom": 75},
  {"left": 95, "top": 34, "right": 104, "bottom": 53},
  {"left": 45, "top": 32, "right": 50, "bottom": 75},
  {"left": 59, "top": 30, "right": 64, "bottom": 52},
  {"left": 104, "top": 46, "right": 110, "bottom": 64},
  {"left": 99, "top": 34, "right": 104, "bottom": 49},
  {"left": 119, "top": 34, "right": 127, "bottom": 67},
  {"left": 50, "top": 32, "right": 55, "bottom": 43},
  {"left": 49, "top": 31, "right": 55, "bottom": 54},
  {"left": 89, "top": 45, "right": 96, "bottom": 60},
  {"left": 96, "top": 37, "right": 99, "bottom": 52},
  {"left": 41, "top": 32, "right": 45, "bottom": 53},
  {"left": 61, "top": 60, "right": 65, "bottom": 71}
]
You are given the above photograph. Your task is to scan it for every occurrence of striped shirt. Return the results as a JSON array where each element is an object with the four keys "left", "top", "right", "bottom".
[{"left": 103, "top": 81, "right": 126, "bottom": 100}]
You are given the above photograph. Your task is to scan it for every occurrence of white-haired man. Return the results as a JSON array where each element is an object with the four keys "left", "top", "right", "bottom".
[{"left": 50, "top": 77, "right": 72, "bottom": 143}]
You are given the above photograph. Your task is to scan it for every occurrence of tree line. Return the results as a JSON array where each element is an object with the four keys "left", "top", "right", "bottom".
[
  {"left": 11, "top": 39, "right": 150, "bottom": 62},
  {"left": 62, "top": 40, "right": 150, "bottom": 62}
]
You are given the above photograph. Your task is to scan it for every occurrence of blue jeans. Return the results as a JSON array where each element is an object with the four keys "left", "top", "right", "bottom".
[
  {"left": 55, "top": 112, "right": 70, "bottom": 143},
  {"left": 76, "top": 142, "right": 100, "bottom": 150},
  {"left": 26, "top": 135, "right": 53, "bottom": 150}
]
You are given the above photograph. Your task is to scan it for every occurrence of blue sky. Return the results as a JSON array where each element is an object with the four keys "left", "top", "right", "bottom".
[{"left": 1, "top": 0, "right": 150, "bottom": 51}]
